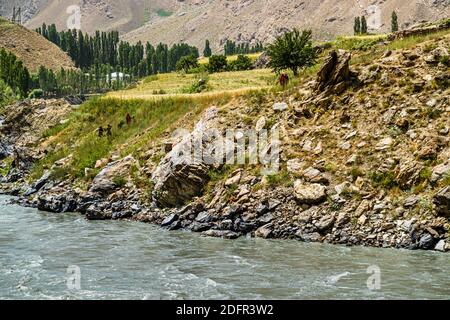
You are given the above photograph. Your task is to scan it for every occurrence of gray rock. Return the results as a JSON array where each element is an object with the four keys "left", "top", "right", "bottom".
[
  {"left": 152, "top": 107, "right": 232, "bottom": 207},
  {"left": 189, "top": 222, "right": 212, "bottom": 233},
  {"left": 434, "top": 240, "right": 446, "bottom": 252},
  {"left": 418, "top": 233, "right": 435, "bottom": 250},
  {"left": 161, "top": 214, "right": 179, "bottom": 227},
  {"left": 293, "top": 181, "right": 327, "bottom": 204},
  {"left": 203, "top": 230, "right": 241, "bottom": 239},
  {"left": 195, "top": 211, "right": 215, "bottom": 223},
  {"left": 272, "top": 102, "right": 288, "bottom": 112},
  {"left": 90, "top": 156, "right": 137, "bottom": 194},
  {"left": 433, "top": 187, "right": 450, "bottom": 217},
  {"left": 316, "top": 214, "right": 335, "bottom": 232},
  {"left": 255, "top": 224, "right": 273, "bottom": 239}
]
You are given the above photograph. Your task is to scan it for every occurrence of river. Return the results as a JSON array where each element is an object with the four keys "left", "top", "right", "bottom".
[{"left": 0, "top": 195, "right": 449, "bottom": 300}]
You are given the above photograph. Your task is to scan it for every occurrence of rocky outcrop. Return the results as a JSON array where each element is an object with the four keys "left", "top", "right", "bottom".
[
  {"left": 434, "top": 187, "right": 450, "bottom": 217},
  {"left": 89, "top": 156, "right": 138, "bottom": 195},
  {"left": 315, "top": 50, "right": 355, "bottom": 94},
  {"left": 152, "top": 107, "right": 231, "bottom": 207}
]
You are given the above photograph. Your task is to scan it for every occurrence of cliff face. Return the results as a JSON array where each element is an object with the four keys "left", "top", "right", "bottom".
[{"left": 0, "top": 24, "right": 449, "bottom": 252}]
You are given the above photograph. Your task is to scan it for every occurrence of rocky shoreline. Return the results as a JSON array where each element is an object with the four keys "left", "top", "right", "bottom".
[{"left": 1, "top": 44, "right": 449, "bottom": 253}]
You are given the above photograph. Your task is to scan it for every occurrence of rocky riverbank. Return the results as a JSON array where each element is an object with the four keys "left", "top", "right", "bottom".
[{"left": 1, "top": 34, "right": 449, "bottom": 253}]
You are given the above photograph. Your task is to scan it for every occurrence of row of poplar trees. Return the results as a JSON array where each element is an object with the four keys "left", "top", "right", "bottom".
[
  {"left": 354, "top": 11, "right": 399, "bottom": 35},
  {"left": 36, "top": 23, "right": 199, "bottom": 77}
]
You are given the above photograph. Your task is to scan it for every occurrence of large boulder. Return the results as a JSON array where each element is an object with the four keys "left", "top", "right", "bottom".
[
  {"left": 293, "top": 181, "right": 327, "bottom": 204},
  {"left": 315, "top": 50, "right": 354, "bottom": 94},
  {"left": 433, "top": 187, "right": 450, "bottom": 217},
  {"left": 89, "top": 155, "right": 137, "bottom": 194},
  {"left": 152, "top": 107, "right": 232, "bottom": 208}
]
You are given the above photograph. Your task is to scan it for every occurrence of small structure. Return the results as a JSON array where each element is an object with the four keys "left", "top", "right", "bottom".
[{"left": 107, "top": 72, "right": 130, "bottom": 82}]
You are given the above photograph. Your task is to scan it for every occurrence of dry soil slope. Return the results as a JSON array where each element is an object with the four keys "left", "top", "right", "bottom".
[
  {"left": 23, "top": 0, "right": 182, "bottom": 35},
  {"left": 0, "top": 17, "right": 75, "bottom": 73},
  {"left": 8, "top": 0, "right": 450, "bottom": 52},
  {"left": 122, "top": 0, "right": 449, "bottom": 52}
]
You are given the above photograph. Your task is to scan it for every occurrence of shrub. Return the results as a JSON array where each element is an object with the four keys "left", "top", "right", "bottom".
[
  {"left": 28, "top": 88, "right": 44, "bottom": 99},
  {"left": 0, "top": 79, "right": 16, "bottom": 108},
  {"left": 176, "top": 55, "right": 199, "bottom": 73},
  {"left": 113, "top": 176, "right": 127, "bottom": 188},
  {"left": 228, "top": 55, "right": 253, "bottom": 71},
  {"left": 370, "top": 171, "right": 397, "bottom": 189},
  {"left": 182, "top": 75, "right": 209, "bottom": 94},
  {"left": 207, "top": 55, "right": 228, "bottom": 73},
  {"left": 267, "top": 29, "right": 317, "bottom": 76}
]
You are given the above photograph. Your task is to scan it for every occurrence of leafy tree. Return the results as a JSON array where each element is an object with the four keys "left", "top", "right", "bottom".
[
  {"left": 361, "top": 16, "right": 368, "bottom": 34},
  {"left": 229, "top": 55, "right": 253, "bottom": 71},
  {"left": 391, "top": 11, "right": 399, "bottom": 32},
  {"left": 176, "top": 55, "right": 199, "bottom": 73},
  {"left": 354, "top": 17, "right": 361, "bottom": 35},
  {"left": 203, "top": 40, "right": 212, "bottom": 57},
  {"left": 207, "top": 55, "right": 228, "bottom": 73},
  {"left": 0, "top": 79, "right": 16, "bottom": 107},
  {"left": 267, "top": 29, "right": 317, "bottom": 76}
]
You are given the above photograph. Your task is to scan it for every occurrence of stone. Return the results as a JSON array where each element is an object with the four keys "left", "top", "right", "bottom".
[
  {"left": 434, "top": 240, "right": 446, "bottom": 252},
  {"left": 255, "top": 116, "right": 266, "bottom": 132},
  {"left": 295, "top": 231, "right": 322, "bottom": 242},
  {"left": 418, "top": 233, "right": 434, "bottom": 250},
  {"left": 315, "top": 50, "right": 353, "bottom": 93},
  {"left": 203, "top": 230, "right": 240, "bottom": 239},
  {"left": 404, "top": 196, "right": 419, "bottom": 208},
  {"left": 302, "top": 167, "right": 329, "bottom": 184},
  {"left": 189, "top": 222, "right": 212, "bottom": 233},
  {"left": 431, "top": 162, "right": 450, "bottom": 183},
  {"left": 354, "top": 200, "right": 371, "bottom": 217},
  {"left": 335, "top": 181, "right": 351, "bottom": 195},
  {"left": 161, "top": 214, "right": 179, "bottom": 227},
  {"left": 152, "top": 107, "right": 232, "bottom": 207},
  {"left": 225, "top": 170, "right": 243, "bottom": 187},
  {"left": 293, "top": 181, "right": 327, "bottom": 204},
  {"left": 255, "top": 224, "right": 273, "bottom": 239},
  {"left": 195, "top": 211, "right": 215, "bottom": 223},
  {"left": 358, "top": 215, "right": 367, "bottom": 225},
  {"left": 287, "top": 158, "right": 304, "bottom": 173},
  {"left": 219, "top": 219, "right": 233, "bottom": 230},
  {"left": 89, "top": 155, "right": 137, "bottom": 195},
  {"left": 272, "top": 102, "right": 288, "bottom": 112},
  {"left": 433, "top": 187, "right": 450, "bottom": 217},
  {"left": 316, "top": 214, "right": 335, "bottom": 232},
  {"left": 376, "top": 137, "right": 393, "bottom": 150},
  {"left": 256, "top": 202, "right": 270, "bottom": 216}
]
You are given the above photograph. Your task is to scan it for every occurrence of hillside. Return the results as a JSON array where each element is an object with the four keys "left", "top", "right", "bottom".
[
  {"left": 1, "top": 24, "right": 449, "bottom": 251},
  {"left": 0, "top": 17, "right": 74, "bottom": 72},
  {"left": 3, "top": 1, "right": 447, "bottom": 53},
  {"left": 23, "top": 0, "right": 179, "bottom": 35}
]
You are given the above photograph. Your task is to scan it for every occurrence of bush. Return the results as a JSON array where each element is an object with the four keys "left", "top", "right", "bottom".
[
  {"left": 176, "top": 55, "right": 199, "bottom": 73},
  {"left": 267, "top": 29, "right": 317, "bottom": 76},
  {"left": 0, "top": 80, "right": 16, "bottom": 108},
  {"left": 182, "top": 75, "right": 209, "bottom": 93},
  {"left": 113, "top": 176, "right": 127, "bottom": 188},
  {"left": 207, "top": 55, "right": 228, "bottom": 73},
  {"left": 28, "top": 89, "right": 44, "bottom": 99},
  {"left": 228, "top": 55, "right": 253, "bottom": 71}
]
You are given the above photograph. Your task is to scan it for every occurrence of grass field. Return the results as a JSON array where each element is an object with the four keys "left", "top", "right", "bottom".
[
  {"left": 198, "top": 53, "right": 262, "bottom": 65},
  {"left": 108, "top": 68, "right": 276, "bottom": 100}
]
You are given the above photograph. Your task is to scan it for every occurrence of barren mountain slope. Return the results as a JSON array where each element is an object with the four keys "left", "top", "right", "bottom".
[
  {"left": 123, "top": 0, "right": 449, "bottom": 52},
  {"left": 0, "top": 17, "right": 74, "bottom": 72},
  {"left": 3, "top": 0, "right": 448, "bottom": 52}
]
